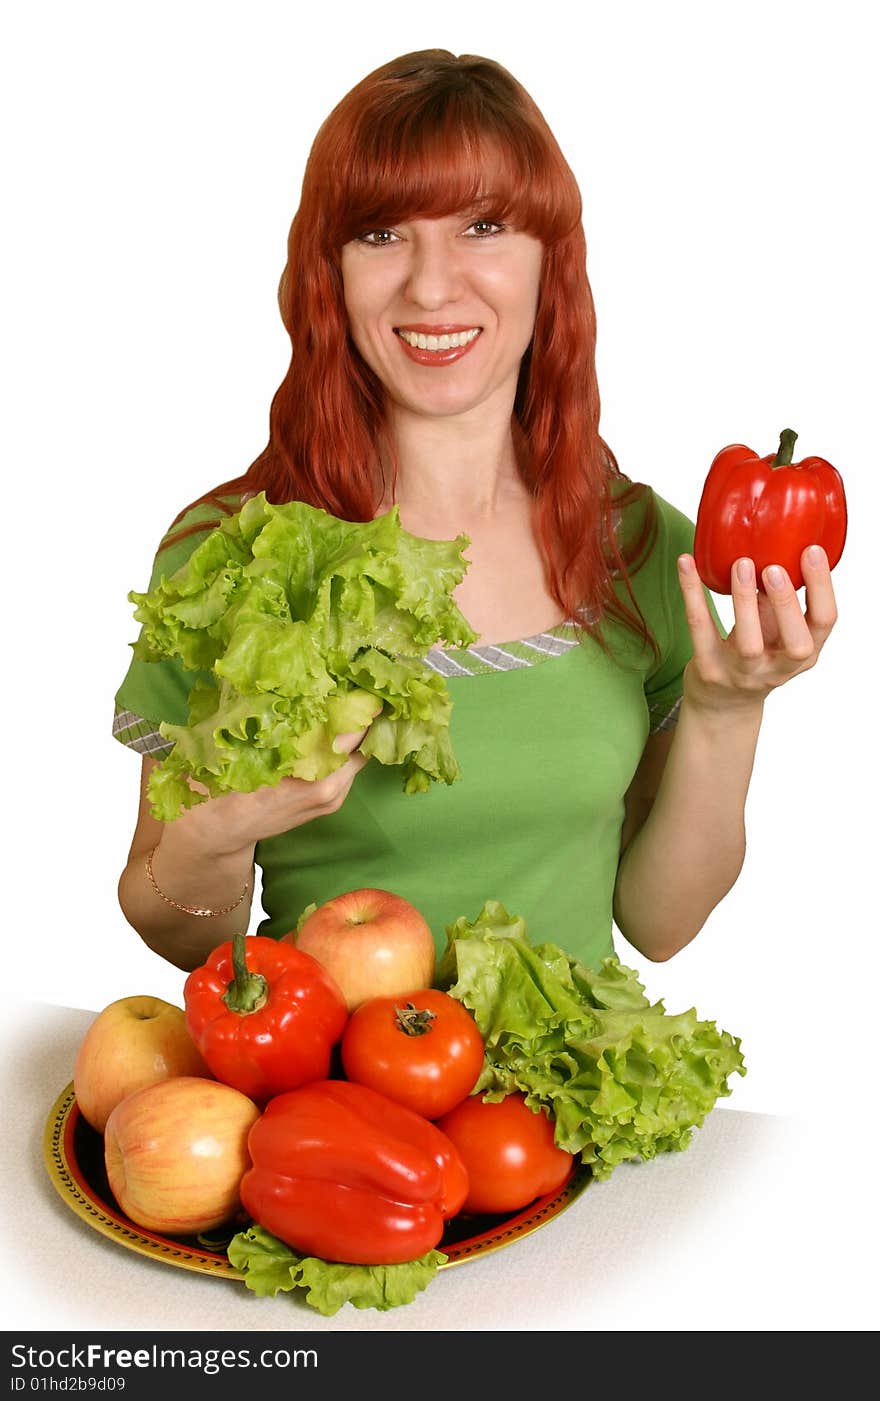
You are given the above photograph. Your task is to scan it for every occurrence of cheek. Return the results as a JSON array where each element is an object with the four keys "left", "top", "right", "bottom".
[
  {"left": 500, "top": 279, "right": 542, "bottom": 352},
  {"left": 519, "top": 255, "right": 543, "bottom": 332},
  {"left": 341, "top": 282, "right": 398, "bottom": 374},
  {"left": 341, "top": 288, "right": 368, "bottom": 346},
  {"left": 340, "top": 297, "right": 383, "bottom": 375},
  {"left": 345, "top": 314, "right": 374, "bottom": 367},
  {"left": 479, "top": 255, "right": 542, "bottom": 352},
  {"left": 341, "top": 257, "right": 379, "bottom": 343}
]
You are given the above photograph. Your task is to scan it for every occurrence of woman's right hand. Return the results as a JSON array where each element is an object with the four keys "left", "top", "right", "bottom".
[
  {"left": 119, "top": 724, "right": 375, "bottom": 970},
  {"left": 167, "top": 725, "right": 374, "bottom": 860}
]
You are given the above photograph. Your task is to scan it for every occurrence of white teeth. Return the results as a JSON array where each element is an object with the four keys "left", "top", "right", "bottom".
[{"left": 397, "top": 328, "right": 481, "bottom": 350}]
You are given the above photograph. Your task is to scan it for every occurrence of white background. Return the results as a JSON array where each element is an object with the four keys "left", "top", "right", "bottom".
[{"left": 3, "top": 0, "right": 877, "bottom": 1329}]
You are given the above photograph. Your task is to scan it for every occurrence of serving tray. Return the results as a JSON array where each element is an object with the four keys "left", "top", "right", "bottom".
[{"left": 44, "top": 1081, "right": 592, "bottom": 1278}]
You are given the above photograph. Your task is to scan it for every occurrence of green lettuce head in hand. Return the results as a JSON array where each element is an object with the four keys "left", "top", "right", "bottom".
[{"left": 128, "top": 493, "right": 478, "bottom": 820}]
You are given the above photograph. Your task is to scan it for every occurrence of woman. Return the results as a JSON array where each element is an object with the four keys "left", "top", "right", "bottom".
[{"left": 115, "top": 49, "right": 837, "bottom": 973}]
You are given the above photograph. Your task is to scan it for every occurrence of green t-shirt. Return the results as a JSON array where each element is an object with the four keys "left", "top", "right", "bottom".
[{"left": 113, "top": 486, "right": 720, "bottom": 968}]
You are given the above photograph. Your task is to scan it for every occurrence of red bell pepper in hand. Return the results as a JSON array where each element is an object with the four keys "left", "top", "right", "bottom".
[
  {"left": 693, "top": 427, "right": 847, "bottom": 592},
  {"left": 183, "top": 933, "right": 348, "bottom": 1103},
  {"left": 239, "top": 1079, "right": 470, "bottom": 1264}
]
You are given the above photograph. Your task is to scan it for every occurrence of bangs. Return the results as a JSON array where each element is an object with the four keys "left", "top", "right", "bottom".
[{"left": 320, "top": 87, "right": 582, "bottom": 248}]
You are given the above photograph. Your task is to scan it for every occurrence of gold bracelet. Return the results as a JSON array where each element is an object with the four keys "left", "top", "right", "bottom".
[{"left": 145, "top": 845, "right": 251, "bottom": 918}]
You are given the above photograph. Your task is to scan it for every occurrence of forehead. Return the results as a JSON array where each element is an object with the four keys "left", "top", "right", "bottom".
[{"left": 325, "top": 134, "right": 545, "bottom": 247}]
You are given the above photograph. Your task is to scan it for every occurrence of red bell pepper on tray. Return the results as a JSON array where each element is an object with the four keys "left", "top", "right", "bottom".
[
  {"left": 239, "top": 1079, "right": 470, "bottom": 1264},
  {"left": 183, "top": 933, "right": 348, "bottom": 1103},
  {"left": 693, "top": 427, "right": 847, "bottom": 593}
]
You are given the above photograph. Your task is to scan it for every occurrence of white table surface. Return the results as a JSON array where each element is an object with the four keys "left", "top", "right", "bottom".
[{"left": 3, "top": 1001, "right": 875, "bottom": 1333}]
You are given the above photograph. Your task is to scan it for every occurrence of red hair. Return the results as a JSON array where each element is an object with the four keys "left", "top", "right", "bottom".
[{"left": 167, "top": 49, "right": 657, "bottom": 648}]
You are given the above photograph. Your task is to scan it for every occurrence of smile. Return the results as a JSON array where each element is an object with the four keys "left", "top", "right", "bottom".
[
  {"left": 393, "top": 326, "right": 482, "bottom": 366},
  {"left": 396, "top": 327, "right": 481, "bottom": 350}
]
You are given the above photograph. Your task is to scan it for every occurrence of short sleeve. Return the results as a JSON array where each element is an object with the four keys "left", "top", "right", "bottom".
[
  {"left": 112, "top": 500, "right": 233, "bottom": 758},
  {"left": 637, "top": 492, "right": 727, "bottom": 734}
]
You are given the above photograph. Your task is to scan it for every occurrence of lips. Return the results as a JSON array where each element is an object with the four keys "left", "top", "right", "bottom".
[{"left": 393, "top": 325, "right": 483, "bottom": 367}]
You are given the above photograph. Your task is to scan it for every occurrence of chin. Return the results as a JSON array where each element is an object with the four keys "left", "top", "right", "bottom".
[{"left": 393, "top": 379, "right": 501, "bottom": 421}]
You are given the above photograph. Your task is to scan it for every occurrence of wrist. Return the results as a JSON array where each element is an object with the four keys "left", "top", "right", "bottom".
[
  {"left": 681, "top": 666, "right": 766, "bottom": 733},
  {"left": 149, "top": 826, "right": 255, "bottom": 917},
  {"left": 678, "top": 686, "right": 765, "bottom": 742},
  {"left": 166, "top": 803, "right": 257, "bottom": 865}
]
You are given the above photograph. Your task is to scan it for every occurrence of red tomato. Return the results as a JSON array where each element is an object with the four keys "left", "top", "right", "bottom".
[
  {"left": 436, "top": 1091, "right": 573, "bottom": 1214},
  {"left": 340, "top": 990, "right": 485, "bottom": 1120}
]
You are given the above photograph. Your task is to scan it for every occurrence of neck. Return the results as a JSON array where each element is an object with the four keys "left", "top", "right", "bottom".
[{"left": 380, "top": 398, "right": 527, "bottom": 520}]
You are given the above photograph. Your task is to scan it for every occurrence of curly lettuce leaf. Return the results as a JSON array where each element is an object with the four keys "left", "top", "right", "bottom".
[
  {"left": 227, "top": 1225, "right": 445, "bottom": 1316},
  {"left": 128, "top": 494, "right": 478, "bottom": 819},
  {"left": 437, "top": 901, "right": 747, "bottom": 1180}
]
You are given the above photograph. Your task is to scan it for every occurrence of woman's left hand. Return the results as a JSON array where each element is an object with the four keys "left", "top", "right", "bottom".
[{"left": 676, "top": 543, "right": 839, "bottom": 714}]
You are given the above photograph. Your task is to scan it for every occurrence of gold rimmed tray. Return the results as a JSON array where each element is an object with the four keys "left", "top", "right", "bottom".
[{"left": 44, "top": 1081, "right": 592, "bottom": 1279}]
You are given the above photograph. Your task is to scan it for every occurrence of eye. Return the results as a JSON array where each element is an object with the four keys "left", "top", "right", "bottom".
[
  {"left": 356, "top": 229, "right": 400, "bottom": 247},
  {"left": 465, "top": 220, "right": 505, "bottom": 238}
]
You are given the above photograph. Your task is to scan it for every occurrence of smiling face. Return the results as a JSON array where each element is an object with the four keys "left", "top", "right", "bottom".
[{"left": 340, "top": 211, "right": 543, "bottom": 423}]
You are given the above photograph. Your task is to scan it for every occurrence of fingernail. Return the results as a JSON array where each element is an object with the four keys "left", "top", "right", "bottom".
[
  {"left": 806, "top": 544, "right": 825, "bottom": 567},
  {"left": 765, "top": 565, "right": 785, "bottom": 590},
  {"left": 735, "top": 558, "right": 754, "bottom": 586},
  {"left": 678, "top": 554, "right": 694, "bottom": 574}
]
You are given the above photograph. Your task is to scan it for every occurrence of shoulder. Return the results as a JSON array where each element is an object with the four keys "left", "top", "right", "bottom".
[
  {"left": 605, "top": 476, "right": 702, "bottom": 653},
  {"left": 609, "top": 476, "right": 696, "bottom": 572},
  {"left": 609, "top": 474, "right": 694, "bottom": 535},
  {"left": 646, "top": 488, "right": 697, "bottom": 549},
  {"left": 145, "top": 492, "right": 246, "bottom": 589}
]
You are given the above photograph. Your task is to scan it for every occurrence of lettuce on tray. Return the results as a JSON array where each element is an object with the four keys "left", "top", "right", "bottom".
[
  {"left": 436, "top": 901, "right": 747, "bottom": 1180},
  {"left": 128, "top": 492, "right": 478, "bottom": 820},
  {"left": 227, "top": 1224, "right": 445, "bottom": 1316}
]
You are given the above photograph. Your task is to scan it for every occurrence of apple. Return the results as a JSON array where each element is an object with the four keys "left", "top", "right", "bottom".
[
  {"left": 104, "top": 1076, "right": 260, "bottom": 1234},
  {"left": 74, "top": 995, "right": 211, "bottom": 1133},
  {"left": 287, "top": 888, "right": 436, "bottom": 1011}
]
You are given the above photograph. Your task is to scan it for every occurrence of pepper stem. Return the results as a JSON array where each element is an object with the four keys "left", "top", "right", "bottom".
[
  {"left": 394, "top": 1002, "right": 437, "bottom": 1037},
  {"left": 772, "top": 428, "right": 798, "bottom": 467},
  {"left": 222, "top": 932, "right": 269, "bottom": 1015}
]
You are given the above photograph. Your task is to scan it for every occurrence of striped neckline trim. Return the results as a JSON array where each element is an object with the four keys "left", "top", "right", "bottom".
[{"left": 424, "top": 621, "right": 580, "bottom": 676}]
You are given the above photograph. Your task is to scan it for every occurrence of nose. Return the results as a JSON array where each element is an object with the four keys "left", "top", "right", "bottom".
[{"left": 403, "top": 231, "right": 465, "bottom": 310}]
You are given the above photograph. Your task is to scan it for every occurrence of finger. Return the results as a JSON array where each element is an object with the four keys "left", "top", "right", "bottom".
[
  {"left": 801, "top": 544, "right": 839, "bottom": 640},
  {"left": 761, "top": 564, "right": 816, "bottom": 661},
  {"left": 342, "top": 749, "right": 370, "bottom": 777},
  {"left": 184, "top": 776, "right": 212, "bottom": 797},
  {"left": 729, "top": 557, "right": 764, "bottom": 660},
  {"left": 319, "top": 751, "right": 370, "bottom": 805},
  {"left": 677, "top": 554, "right": 723, "bottom": 665},
  {"left": 332, "top": 726, "right": 371, "bottom": 755}
]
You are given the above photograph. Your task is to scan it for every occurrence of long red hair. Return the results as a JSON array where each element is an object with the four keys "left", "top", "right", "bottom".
[{"left": 167, "top": 49, "right": 657, "bottom": 647}]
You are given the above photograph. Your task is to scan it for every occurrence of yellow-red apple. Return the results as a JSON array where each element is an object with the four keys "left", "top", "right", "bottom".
[
  {"left": 104, "top": 1076, "right": 260, "bottom": 1234},
  {"left": 74, "top": 995, "right": 210, "bottom": 1133},
  {"left": 287, "top": 888, "right": 435, "bottom": 1011}
]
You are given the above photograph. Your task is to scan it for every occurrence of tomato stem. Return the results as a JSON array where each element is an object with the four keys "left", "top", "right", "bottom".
[
  {"left": 772, "top": 428, "right": 798, "bottom": 468},
  {"left": 222, "top": 932, "right": 269, "bottom": 1015},
  {"left": 394, "top": 1002, "right": 436, "bottom": 1036}
]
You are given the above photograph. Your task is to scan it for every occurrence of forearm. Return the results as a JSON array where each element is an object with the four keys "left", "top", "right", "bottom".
[
  {"left": 118, "top": 825, "right": 256, "bottom": 972},
  {"left": 613, "top": 693, "right": 764, "bottom": 960}
]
